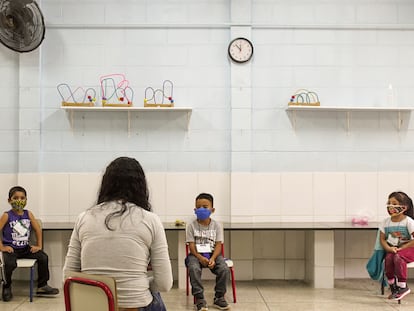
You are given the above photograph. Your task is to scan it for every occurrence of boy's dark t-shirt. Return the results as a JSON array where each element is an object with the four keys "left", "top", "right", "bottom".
[{"left": 2, "top": 210, "right": 31, "bottom": 249}]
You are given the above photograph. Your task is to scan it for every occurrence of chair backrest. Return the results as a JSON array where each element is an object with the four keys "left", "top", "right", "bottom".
[{"left": 64, "top": 271, "right": 118, "bottom": 311}]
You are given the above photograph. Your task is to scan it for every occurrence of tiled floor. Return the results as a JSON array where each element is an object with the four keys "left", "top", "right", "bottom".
[{"left": 0, "top": 279, "right": 413, "bottom": 310}]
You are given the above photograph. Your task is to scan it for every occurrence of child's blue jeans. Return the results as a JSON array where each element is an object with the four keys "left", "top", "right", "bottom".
[{"left": 185, "top": 254, "right": 229, "bottom": 299}]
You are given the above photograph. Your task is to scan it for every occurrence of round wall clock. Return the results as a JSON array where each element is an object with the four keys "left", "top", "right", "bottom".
[{"left": 228, "top": 37, "right": 254, "bottom": 63}]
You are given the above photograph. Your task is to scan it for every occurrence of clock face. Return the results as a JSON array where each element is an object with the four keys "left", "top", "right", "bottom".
[{"left": 228, "top": 37, "right": 253, "bottom": 63}]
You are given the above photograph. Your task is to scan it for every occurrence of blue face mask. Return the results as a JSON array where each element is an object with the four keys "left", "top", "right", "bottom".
[{"left": 195, "top": 208, "right": 211, "bottom": 220}]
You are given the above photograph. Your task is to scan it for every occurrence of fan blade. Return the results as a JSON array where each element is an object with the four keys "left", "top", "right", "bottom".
[{"left": 0, "top": 0, "right": 45, "bottom": 53}]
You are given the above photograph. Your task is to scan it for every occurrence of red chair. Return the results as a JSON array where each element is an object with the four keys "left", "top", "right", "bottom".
[
  {"left": 186, "top": 243, "right": 237, "bottom": 303},
  {"left": 64, "top": 272, "right": 118, "bottom": 311}
]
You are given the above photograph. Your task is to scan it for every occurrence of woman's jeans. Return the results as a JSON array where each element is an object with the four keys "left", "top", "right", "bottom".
[{"left": 138, "top": 291, "right": 166, "bottom": 311}]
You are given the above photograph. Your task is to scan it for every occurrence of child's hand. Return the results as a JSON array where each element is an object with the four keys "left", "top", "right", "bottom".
[
  {"left": 388, "top": 246, "right": 399, "bottom": 254},
  {"left": 208, "top": 259, "right": 216, "bottom": 269},
  {"left": 199, "top": 256, "right": 210, "bottom": 267},
  {"left": 30, "top": 245, "right": 41, "bottom": 253},
  {"left": 0, "top": 246, "right": 13, "bottom": 253}
]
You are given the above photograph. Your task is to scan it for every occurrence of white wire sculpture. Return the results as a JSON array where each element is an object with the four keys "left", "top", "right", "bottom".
[
  {"left": 57, "top": 83, "right": 97, "bottom": 107},
  {"left": 144, "top": 80, "right": 174, "bottom": 107},
  {"left": 100, "top": 73, "right": 134, "bottom": 107},
  {"left": 288, "top": 89, "right": 320, "bottom": 106}
]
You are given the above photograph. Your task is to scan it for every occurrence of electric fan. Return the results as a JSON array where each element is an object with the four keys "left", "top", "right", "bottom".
[{"left": 0, "top": 0, "right": 45, "bottom": 53}]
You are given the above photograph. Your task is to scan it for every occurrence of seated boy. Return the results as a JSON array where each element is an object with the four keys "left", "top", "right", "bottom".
[
  {"left": 0, "top": 186, "right": 59, "bottom": 301},
  {"left": 185, "top": 193, "right": 230, "bottom": 311}
]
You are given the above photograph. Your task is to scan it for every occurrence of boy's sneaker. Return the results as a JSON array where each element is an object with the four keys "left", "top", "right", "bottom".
[
  {"left": 2, "top": 286, "right": 13, "bottom": 302},
  {"left": 213, "top": 296, "right": 230, "bottom": 310},
  {"left": 36, "top": 285, "right": 59, "bottom": 296},
  {"left": 388, "top": 283, "right": 399, "bottom": 299},
  {"left": 392, "top": 287, "right": 411, "bottom": 300},
  {"left": 195, "top": 298, "right": 208, "bottom": 311}
]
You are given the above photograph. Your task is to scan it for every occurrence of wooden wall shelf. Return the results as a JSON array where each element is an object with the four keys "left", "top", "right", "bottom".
[
  {"left": 61, "top": 106, "right": 193, "bottom": 133},
  {"left": 286, "top": 106, "right": 413, "bottom": 131}
]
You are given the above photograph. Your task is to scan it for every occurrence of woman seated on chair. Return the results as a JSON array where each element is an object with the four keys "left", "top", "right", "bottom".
[
  {"left": 63, "top": 157, "right": 173, "bottom": 311},
  {"left": 0, "top": 186, "right": 59, "bottom": 302}
]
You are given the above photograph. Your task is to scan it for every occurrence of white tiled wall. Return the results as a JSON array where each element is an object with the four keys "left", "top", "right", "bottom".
[
  {"left": 2, "top": 0, "right": 414, "bottom": 174},
  {"left": 7, "top": 171, "right": 414, "bottom": 225},
  {"left": 4, "top": 171, "right": 414, "bottom": 287}
]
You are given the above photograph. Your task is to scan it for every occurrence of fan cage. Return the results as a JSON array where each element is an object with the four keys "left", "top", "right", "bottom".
[{"left": 0, "top": 0, "right": 45, "bottom": 53}]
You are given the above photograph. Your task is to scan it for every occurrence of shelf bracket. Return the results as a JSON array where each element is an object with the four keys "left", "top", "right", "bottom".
[
  {"left": 398, "top": 111, "right": 402, "bottom": 131},
  {"left": 346, "top": 111, "right": 350, "bottom": 131},
  {"left": 293, "top": 111, "right": 297, "bottom": 130},
  {"left": 286, "top": 110, "right": 297, "bottom": 131},
  {"left": 71, "top": 110, "right": 74, "bottom": 129},
  {"left": 186, "top": 111, "right": 192, "bottom": 130},
  {"left": 128, "top": 111, "right": 131, "bottom": 137},
  {"left": 67, "top": 110, "right": 74, "bottom": 132}
]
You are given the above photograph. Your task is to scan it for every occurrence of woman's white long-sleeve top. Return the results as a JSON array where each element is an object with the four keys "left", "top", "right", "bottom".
[{"left": 63, "top": 201, "right": 173, "bottom": 308}]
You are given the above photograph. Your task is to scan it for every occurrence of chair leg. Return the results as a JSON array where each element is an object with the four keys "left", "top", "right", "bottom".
[
  {"left": 230, "top": 267, "right": 236, "bottom": 303},
  {"left": 186, "top": 267, "right": 189, "bottom": 296},
  {"left": 29, "top": 266, "right": 34, "bottom": 302}
]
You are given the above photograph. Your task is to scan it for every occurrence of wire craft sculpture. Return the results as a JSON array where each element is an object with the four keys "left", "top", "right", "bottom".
[
  {"left": 288, "top": 89, "right": 320, "bottom": 106},
  {"left": 100, "top": 73, "right": 134, "bottom": 107},
  {"left": 144, "top": 80, "right": 174, "bottom": 107},
  {"left": 58, "top": 83, "right": 97, "bottom": 107}
]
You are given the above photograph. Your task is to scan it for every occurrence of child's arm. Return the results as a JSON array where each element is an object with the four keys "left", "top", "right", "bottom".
[
  {"left": 207, "top": 241, "right": 222, "bottom": 269},
  {"left": 399, "top": 231, "right": 414, "bottom": 250},
  {"left": 398, "top": 220, "right": 414, "bottom": 250},
  {"left": 0, "top": 212, "right": 13, "bottom": 253},
  {"left": 210, "top": 241, "right": 222, "bottom": 262},
  {"left": 379, "top": 231, "right": 398, "bottom": 253},
  {"left": 28, "top": 211, "right": 43, "bottom": 253}
]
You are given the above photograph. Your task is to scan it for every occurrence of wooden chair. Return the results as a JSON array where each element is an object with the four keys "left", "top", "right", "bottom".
[
  {"left": 64, "top": 271, "right": 118, "bottom": 311},
  {"left": 185, "top": 243, "right": 237, "bottom": 303}
]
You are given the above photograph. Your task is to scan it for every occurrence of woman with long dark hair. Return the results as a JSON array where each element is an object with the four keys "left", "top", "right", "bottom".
[{"left": 63, "top": 157, "right": 172, "bottom": 311}]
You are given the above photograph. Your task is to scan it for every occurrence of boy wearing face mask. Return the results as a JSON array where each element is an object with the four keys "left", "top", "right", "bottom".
[
  {"left": 379, "top": 191, "right": 414, "bottom": 301},
  {"left": 0, "top": 186, "right": 59, "bottom": 302},
  {"left": 185, "top": 193, "right": 230, "bottom": 311}
]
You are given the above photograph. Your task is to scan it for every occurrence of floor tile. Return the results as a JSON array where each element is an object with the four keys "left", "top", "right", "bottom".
[{"left": 1, "top": 279, "right": 413, "bottom": 310}]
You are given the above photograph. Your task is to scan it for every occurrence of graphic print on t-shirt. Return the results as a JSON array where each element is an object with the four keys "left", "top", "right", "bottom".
[
  {"left": 9, "top": 218, "right": 30, "bottom": 247},
  {"left": 194, "top": 228, "right": 217, "bottom": 252}
]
